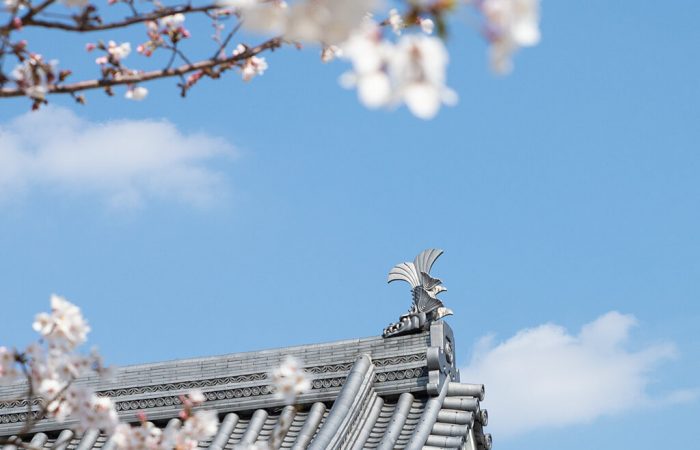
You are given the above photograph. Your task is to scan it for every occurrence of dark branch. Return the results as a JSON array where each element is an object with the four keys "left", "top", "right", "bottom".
[
  {"left": 5, "top": 4, "right": 221, "bottom": 33},
  {"left": 0, "top": 37, "right": 283, "bottom": 98}
]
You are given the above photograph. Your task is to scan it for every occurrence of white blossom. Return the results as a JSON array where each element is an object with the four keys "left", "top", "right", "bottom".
[
  {"left": 241, "top": 56, "right": 268, "bottom": 81},
  {"left": 181, "top": 410, "right": 219, "bottom": 442},
  {"left": 232, "top": 44, "right": 246, "bottom": 57},
  {"left": 38, "top": 378, "right": 65, "bottom": 399},
  {"left": 271, "top": 356, "right": 310, "bottom": 404},
  {"left": 340, "top": 22, "right": 456, "bottom": 118},
  {"left": 113, "top": 421, "right": 164, "bottom": 450},
  {"left": 239, "top": 1, "right": 289, "bottom": 35},
  {"left": 0, "top": 347, "right": 19, "bottom": 384},
  {"left": 231, "top": 45, "right": 270, "bottom": 81},
  {"left": 419, "top": 17, "right": 434, "bottom": 35},
  {"left": 241, "top": 0, "right": 377, "bottom": 45},
  {"left": 389, "top": 34, "right": 457, "bottom": 119},
  {"left": 113, "top": 409, "right": 217, "bottom": 450},
  {"left": 339, "top": 20, "right": 392, "bottom": 109},
  {"left": 159, "top": 13, "right": 185, "bottom": 30},
  {"left": 85, "top": 396, "right": 119, "bottom": 432},
  {"left": 187, "top": 389, "right": 206, "bottom": 406},
  {"left": 388, "top": 9, "right": 404, "bottom": 35},
  {"left": 11, "top": 55, "right": 55, "bottom": 100},
  {"left": 107, "top": 41, "right": 132, "bottom": 62},
  {"left": 3, "top": 0, "right": 24, "bottom": 11},
  {"left": 125, "top": 86, "right": 148, "bottom": 101},
  {"left": 321, "top": 45, "right": 341, "bottom": 63},
  {"left": 216, "top": 0, "right": 259, "bottom": 8},
  {"left": 32, "top": 294, "right": 90, "bottom": 351},
  {"left": 3, "top": 298, "right": 117, "bottom": 437},
  {"left": 481, "top": 0, "right": 541, "bottom": 74}
]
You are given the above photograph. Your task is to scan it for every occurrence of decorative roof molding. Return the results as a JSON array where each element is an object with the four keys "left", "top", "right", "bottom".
[
  {"left": 384, "top": 249, "right": 454, "bottom": 338},
  {"left": 0, "top": 323, "right": 491, "bottom": 450}
]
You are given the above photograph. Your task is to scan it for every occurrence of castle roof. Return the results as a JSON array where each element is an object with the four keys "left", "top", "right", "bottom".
[{"left": 0, "top": 322, "right": 490, "bottom": 450}]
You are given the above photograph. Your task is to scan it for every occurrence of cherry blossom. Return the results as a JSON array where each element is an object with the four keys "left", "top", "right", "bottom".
[
  {"left": 112, "top": 390, "right": 219, "bottom": 450},
  {"left": 113, "top": 421, "right": 165, "bottom": 450},
  {"left": 320, "top": 45, "right": 341, "bottom": 63},
  {"left": 0, "top": 296, "right": 120, "bottom": 439},
  {"left": 180, "top": 410, "right": 219, "bottom": 443},
  {"left": 388, "top": 9, "right": 404, "bottom": 35},
  {"left": 186, "top": 389, "right": 206, "bottom": 406},
  {"left": 270, "top": 356, "right": 311, "bottom": 404},
  {"left": 42, "top": 384, "right": 119, "bottom": 432},
  {"left": 32, "top": 294, "right": 91, "bottom": 351},
  {"left": 0, "top": 347, "right": 19, "bottom": 383},
  {"left": 11, "top": 55, "right": 56, "bottom": 101},
  {"left": 159, "top": 13, "right": 186, "bottom": 31},
  {"left": 107, "top": 41, "right": 132, "bottom": 62},
  {"left": 216, "top": 0, "right": 260, "bottom": 9},
  {"left": 419, "top": 17, "right": 434, "bottom": 35},
  {"left": 480, "top": 0, "right": 541, "bottom": 74},
  {"left": 241, "top": 56, "right": 268, "bottom": 81},
  {"left": 389, "top": 34, "right": 457, "bottom": 119},
  {"left": 125, "top": 86, "right": 148, "bottom": 101},
  {"left": 241, "top": 0, "right": 378, "bottom": 45},
  {"left": 340, "top": 21, "right": 456, "bottom": 118},
  {"left": 3, "top": 0, "right": 23, "bottom": 12},
  {"left": 339, "top": 20, "right": 392, "bottom": 109},
  {"left": 158, "top": 13, "right": 190, "bottom": 42},
  {"left": 233, "top": 45, "right": 268, "bottom": 81}
]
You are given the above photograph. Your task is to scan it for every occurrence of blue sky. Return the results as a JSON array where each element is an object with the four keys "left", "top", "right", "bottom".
[{"left": 1, "top": 1, "right": 698, "bottom": 448}]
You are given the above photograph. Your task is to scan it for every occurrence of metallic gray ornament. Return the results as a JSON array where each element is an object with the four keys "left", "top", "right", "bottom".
[{"left": 383, "top": 248, "right": 454, "bottom": 338}]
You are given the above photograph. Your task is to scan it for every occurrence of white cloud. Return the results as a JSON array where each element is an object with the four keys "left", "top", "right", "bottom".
[
  {"left": 460, "top": 312, "right": 697, "bottom": 437},
  {"left": 0, "top": 106, "right": 235, "bottom": 210}
]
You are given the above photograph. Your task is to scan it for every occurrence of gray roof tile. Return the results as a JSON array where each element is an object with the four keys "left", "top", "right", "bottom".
[{"left": 1, "top": 322, "right": 490, "bottom": 450}]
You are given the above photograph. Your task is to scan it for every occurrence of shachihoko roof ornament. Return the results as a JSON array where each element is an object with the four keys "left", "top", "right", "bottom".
[{"left": 384, "top": 248, "right": 454, "bottom": 338}]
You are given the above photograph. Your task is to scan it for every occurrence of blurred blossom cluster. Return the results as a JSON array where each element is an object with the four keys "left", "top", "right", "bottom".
[
  {"left": 113, "top": 391, "right": 219, "bottom": 450},
  {"left": 339, "top": 18, "right": 455, "bottom": 119},
  {"left": 0, "top": 295, "right": 118, "bottom": 433},
  {"left": 479, "top": 0, "right": 541, "bottom": 74},
  {"left": 270, "top": 356, "right": 311, "bottom": 404},
  {"left": 0, "top": 296, "right": 312, "bottom": 450}
]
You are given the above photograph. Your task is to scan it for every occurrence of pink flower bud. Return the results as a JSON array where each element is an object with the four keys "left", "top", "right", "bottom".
[
  {"left": 12, "top": 17, "right": 22, "bottom": 30},
  {"left": 85, "top": 43, "right": 96, "bottom": 52}
]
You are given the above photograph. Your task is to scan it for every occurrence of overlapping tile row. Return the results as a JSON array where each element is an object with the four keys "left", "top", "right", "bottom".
[
  {"left": 1, "top": 323, "right": 490, "bottom": 449},
  {"left": 419, "top": 382, "right": 490, "bottom": 450},
  {"left": 0, "top": 332, "right": 430, "bottom": 435},
  {"left": 0, "top": 385, "right": 488, "bottom": 450}
]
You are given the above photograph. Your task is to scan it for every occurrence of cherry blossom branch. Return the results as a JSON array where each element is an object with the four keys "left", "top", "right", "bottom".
[
  {"left": 16, "top": 0, "right": 58, "bottom": 26},
  {"left": 0, "top": 37, "right": 283, "bottom": 98},
  {"left": 212, "top": 20, "right": 243, "bottom": 59},
  {"left": 18, "top": 381, "right": 73, "bottom": 435},
  {"left": 0, "top": 0, "right": 543, "bottom": 118},
  {"left": 14, "top": 354, "right": 74, "bottom": 437},
  {"left": 11, "top": 4, "right": 221, "bottom": 33}
]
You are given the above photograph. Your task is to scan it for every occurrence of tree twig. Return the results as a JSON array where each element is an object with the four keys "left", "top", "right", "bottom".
[
  {"left": 9, "top": 4, "right": 221, "bottom": 33},
  {"left": 0, "top": 37, "right": 283, "bottom": 98}
]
